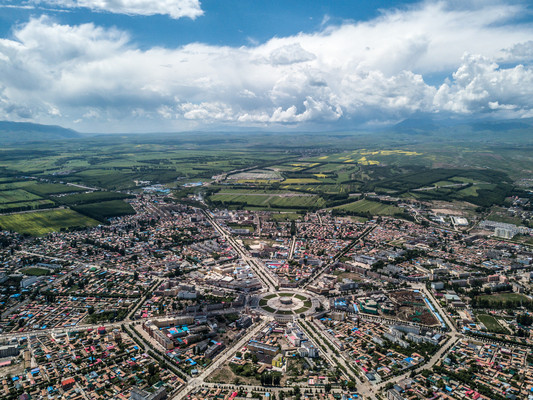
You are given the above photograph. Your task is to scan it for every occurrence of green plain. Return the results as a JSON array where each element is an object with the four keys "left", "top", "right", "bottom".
[{"left": 0, "top": 209, "right": 98, "bottom": 236}]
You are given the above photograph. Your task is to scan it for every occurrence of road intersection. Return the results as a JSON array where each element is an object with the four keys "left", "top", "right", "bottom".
[{"left": 3, "top": 212, "right": 465, "bottom": 400}]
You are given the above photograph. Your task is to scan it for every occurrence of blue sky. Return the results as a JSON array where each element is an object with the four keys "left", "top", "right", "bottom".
[
  {"left": 0, "top": 0, "right": 532, "bottom": 132},
  {"left": 0, "top": 1, "right": 424, "bottom": 48}
]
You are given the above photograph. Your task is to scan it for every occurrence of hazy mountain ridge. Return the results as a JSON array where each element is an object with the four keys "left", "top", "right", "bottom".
[
  {"left": 0, "top": 121, "right": 81, "bottom": 145},
  {"left": 0, "top": 117, "right": 532, "bottom": 146}
]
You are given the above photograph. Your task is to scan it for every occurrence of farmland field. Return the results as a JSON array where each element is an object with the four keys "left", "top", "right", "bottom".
[
  {"left": 283, "top": 178, "right": 321, "bottom": 184},
  {"left": 209, "top": 192, "right": 325, "bottom": 210},
  {"left": 74, "top": 200, "right": 135, "bottom": 221},
  {"left": 0, "top": 181, "right": 35, "bottom": 190},
  {"left": 0, "top": 129, "right": 530, "bottom": 234},
  {"left": 58, "top": 191, "right": 132, "bottom": 206},
  {"left": 0, "top": 209, "right": 99, "bottom": 236},
  {"left": 0, "top": 199, "right": 55, "bottom": 213},
  {"left": 0, "top": 189, "right": 42, "bottom": 204},
  {"left": 25, "top": 183, "right": 83, "bottom": 196},
  {"left": 333, "top": 199, "right": 403, "bottom": 216}
]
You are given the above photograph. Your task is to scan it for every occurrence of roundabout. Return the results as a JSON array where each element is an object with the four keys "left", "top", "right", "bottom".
[{"left": 257, "top": 291, "right": 317, "bottom": 317}]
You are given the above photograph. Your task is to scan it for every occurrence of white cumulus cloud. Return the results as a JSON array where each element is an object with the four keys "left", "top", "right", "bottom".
[
  {"left": 434, "top": 54, "right": 533, "bottom": 115},
  {"left": 32, "top": 0, "right": 203, "bottom": 19},
  {"left": 0, "top": 0, "right": 532, "bottom": 132}
]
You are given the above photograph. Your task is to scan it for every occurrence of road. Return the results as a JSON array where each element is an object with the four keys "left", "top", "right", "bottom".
[
  {"left": 369, "top": 282, "right": 463, "bottom": 392},
  {"left": 298, "top": 319, "right": 376, "bottom": 400},
  {"left": 373, "top": 335, "right": 460, "bottom": 392},
  {"left": 3, "top": 208, "right": 470, "bottom": 400},
  {"left": 2, "top": 256, "right": 88, "bottom": 319},
  {"left": 288, "top": 236, "right": 297, "bottom": 259},
  {"left": 0, "top": 304, "right": 248, "bottom": 342},
  {"left": 413, "top": 183, "right": 470, "bottom": 192},
  {"left": 204, "top": 210, "right": 278, "bottom": 290},
  {"left": 216, "top": 193, "right": 314, "bottom": 197},
  {"left": 66, "top": 183, "right": 101, "bottom": 191},
  {"left": 297, "top": 278, "right": 462, "bottom": 398},
  {"left": 413, "top": 283, "right": 458, "bottom": 333},
  {"left": 303, "top": 225, "right": 376, "bottom": 290},
  {"left": 171, "top": 318, "right": 270, "bottom": 400},
  {"left": 127, "top": 278, "right": 162, "bottom": 320}
]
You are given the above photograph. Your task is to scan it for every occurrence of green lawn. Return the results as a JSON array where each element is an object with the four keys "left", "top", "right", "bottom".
[
  {"left": 477, "top": 314, "right": 507, "bottom": 334},
  {"left": 227, "top": 223, "right": 254, "bottom": 232},
  {"left": 20, "top": 267, "right": 50, "bottom": 276},
  {"left": 276, "top": 310, "right": 294, "bottom": 315},
  {"left": 0, "top": 209, "right": 99, "bottom": 236},
  {"left": 270, "top": 213, "right": 301, "bottom": 221},
  {"left": 455, "top": 183, "right": 495, "bottom": 198},
  {"left": 477, "top": 293, "right": 530, "bottom": 303}
]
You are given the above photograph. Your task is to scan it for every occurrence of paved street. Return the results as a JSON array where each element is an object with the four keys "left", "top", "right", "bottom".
[
  {"left": 171, "top": 318, "right": 270, "bottom": 400},
  {"left": 1, "top": 210, "right": 474, "bottom": 400}
]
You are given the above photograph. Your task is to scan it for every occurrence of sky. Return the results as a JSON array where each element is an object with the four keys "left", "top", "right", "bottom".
[{"left": 0, "top": 0, "right": 532, "bottom": 133}]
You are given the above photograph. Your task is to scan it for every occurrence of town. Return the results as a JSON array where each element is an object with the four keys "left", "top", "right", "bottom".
[
  {"left": 0, "top": 186, "right": 532, "bottom": 400},
  {"left": 1, "top": 0, "right": 533, "bottom": 399}
]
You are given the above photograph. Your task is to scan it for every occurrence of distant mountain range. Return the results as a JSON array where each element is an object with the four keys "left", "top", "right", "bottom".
[
  {"left": 0, "top": 120, "right": 81, "bottom": 145},
  {"left": 393, "top": 116, "right": 533, "bottom": 133},
  {"left": 0, "top": 117, "right": 532, "bottom": 146}
]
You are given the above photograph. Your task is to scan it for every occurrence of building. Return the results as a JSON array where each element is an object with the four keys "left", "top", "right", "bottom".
[
  {"left": 300, "top": 341, "right": 318, "bottom": 358},
  {"left": 61, "top": 378, "right": 76, "bottom": 391},
  {"left": 20, "top": 276, "right": 42, "bottom": 288},
  {"left": 450, "top": 216, "right": 468, "bottom": 226},
  {"left": 131, "top": 387, "right": 167, "bottom": 400},
  {"left": 236, "top": 316, "right": 253, "bottom": 329},
  {"left": 178, "top": 291, "right": 197, "bottom": 299},
  {"left": 0, "top": 345, "right": 19, "bottom": 358},
  {"left": 512, "top": 282, "right": 525, "bottom": 293},
  {"left": 205, "top": 342, "right": 225, "bottom": 358},
  {"left": 286, "top": 334, "right": 301, "bottom": 347},
  {"left": 359, "top": 299, "right": 379, "bottom": 315},
  {"left": 387, "top": 389, "right": 407, "bottom": 400},
  {"left": 494, "top": 228, "right": 514, "bottom": 239},
  {"left": 248, "top": 340, "right": 278, "bottom": 356},
  {"left": 272, "top": 354, "right": 284, "bottom": 368}
]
